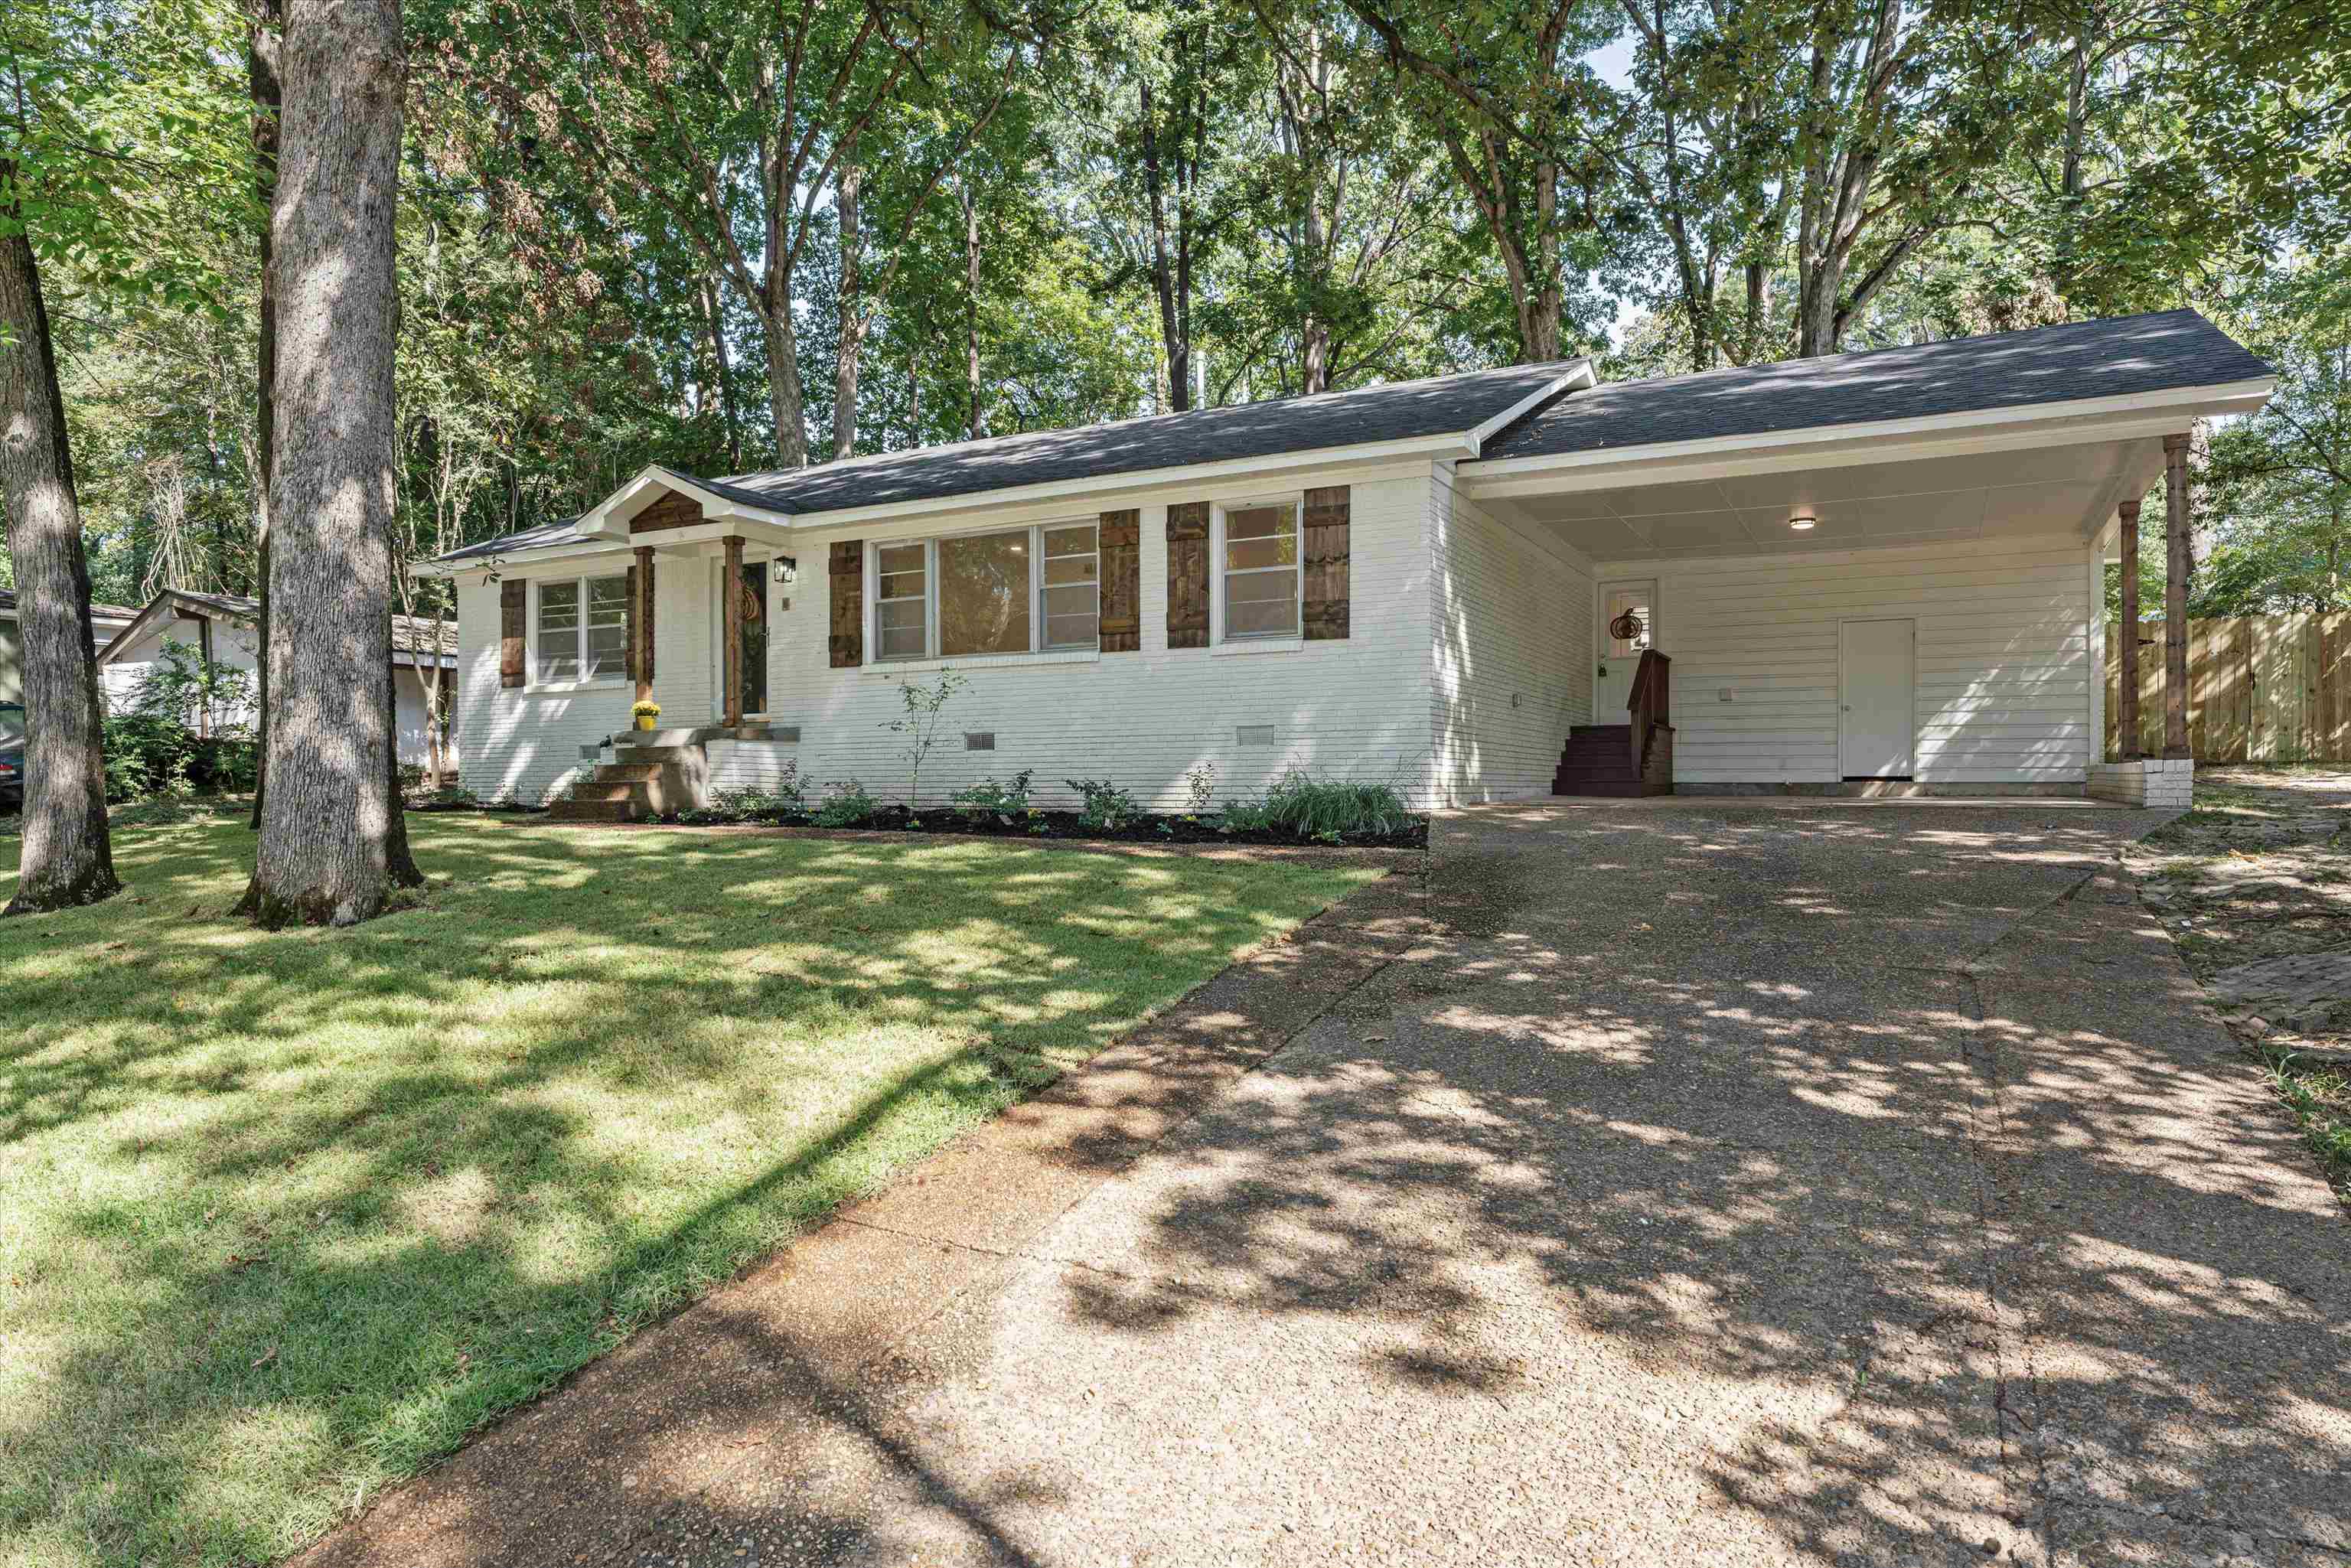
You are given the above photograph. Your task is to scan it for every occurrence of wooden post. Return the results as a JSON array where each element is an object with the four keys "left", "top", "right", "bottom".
[
  {"left": 2164, "top": 434, "right": 2192, "bottom": 758},
  {"left": 722, "top": 534, "right": 745, "bottom": 727},
  {"left": 2117, "top": 497, "right": 2141, "bottom": 759},
  {"left": 633, "top": 544, "right": 654, "bottom": 706}
]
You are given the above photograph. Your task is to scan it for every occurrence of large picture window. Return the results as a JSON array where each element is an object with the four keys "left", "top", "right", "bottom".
[
  {"left": 1221, "top": 500, "right": 1299, "bottom": 639},
  {"left": 939, "top": 531, "right": 1031, "bottom": 656},
  {"left": 872, "top": 523, "right": 1100, "bottom": 663},
  {"left": 535, "top": 574, "right": 628, "bottom": 684}
]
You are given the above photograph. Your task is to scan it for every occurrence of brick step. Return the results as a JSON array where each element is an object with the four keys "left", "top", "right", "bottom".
[
  {"left": 595, "top": 762, "right": 665, "bottom": 783},
  {"left": 570, "top": 781, "right": 644, "bottom": 804},
  {"left": 546, "top": 798, "right": 640, "bottom": 823},
  {"left": 612, "top": 745, "right": 696, "bottom": 766}
]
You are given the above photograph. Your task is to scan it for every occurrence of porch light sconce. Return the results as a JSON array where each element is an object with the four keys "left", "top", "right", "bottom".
[{"left": 1789, "top": 509, "right": 1817, "bottom": 531}]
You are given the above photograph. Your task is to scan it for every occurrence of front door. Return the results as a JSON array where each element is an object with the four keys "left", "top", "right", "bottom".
[
  {"left": 718, "top": 559, "right": 770, "bottom": 719},
  {"left": 1839, "top": 618, "right": 1916, "bottom": 778},
  {"left": 1595, "top": 580, "right": 1656, "bottom": 719}
]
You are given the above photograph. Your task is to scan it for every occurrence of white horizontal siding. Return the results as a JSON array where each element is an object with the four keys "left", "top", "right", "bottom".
[
  {"left": 1430, "top": 474, "right": 1591, "bottom": 804},
  {"left": 1603, "top": 536, "right": 2096, "bottom": 786}
]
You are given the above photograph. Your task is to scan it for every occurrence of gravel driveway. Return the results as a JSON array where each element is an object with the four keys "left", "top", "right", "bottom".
[{"left": 302, "top": 798, "right": 2350, "bottom": 1568}]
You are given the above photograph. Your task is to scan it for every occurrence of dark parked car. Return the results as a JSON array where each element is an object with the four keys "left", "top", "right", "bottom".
[{"left": 0, "top": 700, "right": 21, "bottom": 812}]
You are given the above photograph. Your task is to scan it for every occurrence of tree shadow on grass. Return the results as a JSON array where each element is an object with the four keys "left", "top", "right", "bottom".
[{"left": 0, "top": 817, "right": 1372, "bottom": 1566}]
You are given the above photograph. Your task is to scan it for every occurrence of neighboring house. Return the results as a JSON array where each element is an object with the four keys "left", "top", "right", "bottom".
[
  {"left": 98, "top": 589, "right": 459, "bottom": 768},
  {"left": 0, "top": 588, "right": 141, "bottom": 748},
  {"left": 412, "top": 309, "right": 2272, "bottom": 816}
]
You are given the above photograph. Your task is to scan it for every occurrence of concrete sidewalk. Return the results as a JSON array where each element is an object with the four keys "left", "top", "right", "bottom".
[{"left": 297, "top": 800, "right": 2349, "bottom": 1567}]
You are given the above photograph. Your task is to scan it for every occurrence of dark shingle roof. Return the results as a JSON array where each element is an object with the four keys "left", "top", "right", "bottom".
[
  {"left": 0, "top": 588, "right": 141, "bottom": 620},
  {"left": 428, "top": 362, "right": 1583, "bottom": 564},
  {"left": 429, "top": 518, "right": 581, "bottom": 567},
  {"left": 1477, "top": 309, "right": 2272, "bottom": 462},
  {"left": 96, "top": 589, "right": 457, "bottom": 662},
  {"left": 716, "top": 360, "right": 1580, "bottom": 517}
]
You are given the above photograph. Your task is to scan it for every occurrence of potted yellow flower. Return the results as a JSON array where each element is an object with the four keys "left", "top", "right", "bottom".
[{"left": 631, "top": 699, "right": 661, "bottom": 732}]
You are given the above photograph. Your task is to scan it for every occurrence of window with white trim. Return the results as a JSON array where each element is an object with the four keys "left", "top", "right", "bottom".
[
  {"left": 536, "top": 574, "right": 628, "bottom": 684},
  {"left": 1219, "top": 500, "right": 1300, "bottom": 639},
  {"left": 871, "top": 523, "right": 1100, "bottom": 662}
]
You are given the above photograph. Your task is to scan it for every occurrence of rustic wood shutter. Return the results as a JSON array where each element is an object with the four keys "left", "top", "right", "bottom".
[
  {"left": 1166, "top": 502, "right": 1210, "bottom": 649},
  {"left": 1302, "top": 485, "right": 1351, "bottom": 640},
  {"left": 624, "top": 564, "right": 639, "bottom": 683},
  {"left": 1099, "top": 509, "right": 1140, "bottom": 652},
  {"left": 499, "top": 579, "right": 526, "bottom": 687},
  {"left": 829, "top": 540, "right": 864, "bottom": 667}
]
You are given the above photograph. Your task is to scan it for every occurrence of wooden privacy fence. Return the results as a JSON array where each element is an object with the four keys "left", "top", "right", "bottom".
[{"left": 2105, "top": 614, "right": 2351, "bottom": 761}]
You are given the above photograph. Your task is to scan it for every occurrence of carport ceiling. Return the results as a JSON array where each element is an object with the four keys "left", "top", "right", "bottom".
[{"left": 1481, "top": 435, "right": 2160, "bottom": 563}]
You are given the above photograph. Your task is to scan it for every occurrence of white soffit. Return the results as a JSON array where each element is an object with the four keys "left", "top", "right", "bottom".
[{"left": 1485, "top": 435, "right": 2170, "bottom": 562}]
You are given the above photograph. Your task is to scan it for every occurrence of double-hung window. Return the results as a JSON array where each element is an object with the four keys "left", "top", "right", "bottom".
[
  {"left": 872, "top": 523, "right": 1101, "bottom": 662},
  {"left": 1220, "top": 499, "right": 1301, "bottom": 639},
  {"left": 536, "top": 575, "right": 628, "bottom": 684}
]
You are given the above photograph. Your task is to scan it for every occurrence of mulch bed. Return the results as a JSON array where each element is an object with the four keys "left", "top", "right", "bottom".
[
  {"left": 666, "top": 804, "right": 1426, "bottom": 850},
  {"left": 419, "top": 798, "right": 1427, "bottom": 852}
]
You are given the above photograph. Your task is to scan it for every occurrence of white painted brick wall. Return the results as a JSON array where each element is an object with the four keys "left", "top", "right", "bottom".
[
  {"left": 450, "top": 559, "right": 710, "bottom": 804},
  {"left": 2086, "top": 758, "right": 2193, "bottom": 807},
  {"left": 1430, "top": 473, "right": 1591, "bottom": 804},
  {"left": 453, "top": 464, "right": 1442, "bottom": 810}
]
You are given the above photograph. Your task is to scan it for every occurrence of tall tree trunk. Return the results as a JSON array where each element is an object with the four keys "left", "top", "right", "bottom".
[
  {"left": 833, "top": 158, "right": 864, "bottom": 460},
  {"left": 241, "top": 0, "right": 407, "bottom": 927},
  {"left": 246, "top": 0, "right": 282, "bottom": 830},
  {"left": 1138, "top": 79, "right": 1192, "bottom": 412},
  {"left": 0, "top": 200, "right": 119, "bottom": 915},
  {"left": 963, "top": 179, "right": 983, "bottom": 439},
  {"left": 699, "top": 278, "right": 739, "bottom": 470},
  {"left": 758, "top": 289, "right": 807, "bottom": 468}
]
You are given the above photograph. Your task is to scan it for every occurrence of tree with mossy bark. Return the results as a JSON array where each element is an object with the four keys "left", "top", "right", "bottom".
[
  {"left": 1, "top": 0, "right": 248, "bottom": 913},
  {"left": 0, "top": 208, "right": 119, "bottom": 914},
  {"left": 239, "top": 0, "right": 418, "bottom": 927}
]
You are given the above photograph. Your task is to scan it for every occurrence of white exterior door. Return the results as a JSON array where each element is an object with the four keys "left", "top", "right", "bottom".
[
  {"left": 1840, "top": 618, "right": 1916, "bottom": 777},
  {"left": 1595, "top": 580, "right": 1656, "bottom": 721}
]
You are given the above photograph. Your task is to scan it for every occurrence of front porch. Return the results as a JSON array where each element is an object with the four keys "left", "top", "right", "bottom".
[{"left": 539, "top": 471, "right": 798, "bottom": 820}]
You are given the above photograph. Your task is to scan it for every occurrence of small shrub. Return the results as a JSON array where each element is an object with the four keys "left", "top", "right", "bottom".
[
  {"left": 952, "top": 768, "right": 1035, "bottom": 817},
  {"left": 100, "top": 713, "right": 197, "bottom": 802},
  {"left": 882, "top": 671, "right": 965, "bottom": 807},
  {"left": 1064, "top": 777, "right": 1140, "bottom": 831},
  {"left": 1231, "top": 768, "right": 1417, "bottom": 839},
  {"left": 677, "top": 767, "right": 807, "bottom": 823},
  {"left": 1183, "top": 761, "right": 1217, "bottom": 813},
  {"left": 816, "top": 778, "right": 879, "bottom": 827}
]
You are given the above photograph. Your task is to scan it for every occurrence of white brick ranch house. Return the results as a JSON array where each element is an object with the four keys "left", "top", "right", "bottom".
[{"left": 412, "top": 310, "right": 2272, "bottom": 817}]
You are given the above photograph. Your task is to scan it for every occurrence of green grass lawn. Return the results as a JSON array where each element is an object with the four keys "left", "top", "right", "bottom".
[{"left": 0, "top": 813, "right": 1381, "bottom": 1567}]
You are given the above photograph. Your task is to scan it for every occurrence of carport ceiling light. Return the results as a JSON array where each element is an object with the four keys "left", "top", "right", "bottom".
[{"left": 1789, "top": 508, "right": 1817, "bottom": 530}]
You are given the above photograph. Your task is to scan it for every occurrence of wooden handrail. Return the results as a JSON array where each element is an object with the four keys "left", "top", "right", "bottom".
[{"left": 1628, "top": 648, "right": 1670, "bottom": 775}]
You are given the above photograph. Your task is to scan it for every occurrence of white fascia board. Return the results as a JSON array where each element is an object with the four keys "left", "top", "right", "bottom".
[
  {"left": 1457, "top": 377, "right": 2276, "bottom": 501},
  {"left": 409, "top": 540, "right": 637, "bottom": 579},
  {"left": 412, "top": 520, "right": 797, "bottom": 580},
  {"left": 1463, "top": 361, "right": 1596, "bottom": 453},
  {"left": 784, "top": 434, "right": 1482, "bottom": 531}
]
